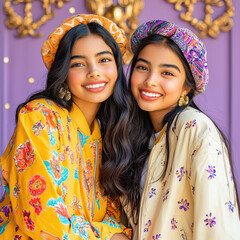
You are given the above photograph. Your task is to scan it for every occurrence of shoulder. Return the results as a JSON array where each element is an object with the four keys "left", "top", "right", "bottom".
[
  {"left": 178, "top": 107, "right": 211, "bottom": 125},
  {"left": 176, "top": 107, "right": 215, "bottom": 129},
  {"left": 17, "top": 99, "right": 69, "bottom": 128},
  {"left": 19, "top": 99, "right": 66, "bottom": 118},
  {"left": 172, "top": 107, "right": 221, "bottom": 143}
]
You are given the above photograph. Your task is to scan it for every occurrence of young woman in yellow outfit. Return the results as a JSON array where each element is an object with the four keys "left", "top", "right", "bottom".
[{"left": 0, "top": 14, "right": 131, "bottom": 239}]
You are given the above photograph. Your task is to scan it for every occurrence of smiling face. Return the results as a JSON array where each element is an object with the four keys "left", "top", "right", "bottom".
[
  {"left": 67, "top": 34, "right": 118, "bottom": 112},
  {"left": 131, "top": 42, "right": 190, "bottom": 129}
]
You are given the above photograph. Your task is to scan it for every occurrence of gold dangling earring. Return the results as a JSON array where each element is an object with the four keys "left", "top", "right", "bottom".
[
  {"left": 178, "top": 94, "right": 189, "bottom": 107},
  {"left": 58, "top": 86, "right": 66, "bottom": 99},
  {"left": 59, "top": 84, "right": 71, "bottom": 101},
  {"left": 65, "top": 87, "right": 71, "bottom": 101}
]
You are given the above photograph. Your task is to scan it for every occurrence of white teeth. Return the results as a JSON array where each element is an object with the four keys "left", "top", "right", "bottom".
[
  {"left": 142, "top": 91, "right": 161, "bottom": 97},
  {"left": 85, "top": 83, "right": 106, "bottom": 89}
]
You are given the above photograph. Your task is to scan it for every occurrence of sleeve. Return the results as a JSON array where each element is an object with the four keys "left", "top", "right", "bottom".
[
  {"left": 0, "top": 103, "right": 104, "bottom": 239},
  {"left": 95, "top": 197, "right": 132, "bottom": 238},
  {"left": 82, "top": 197, "right": 132, "bottom": 239},
  {"left": 187, "top": 123, "right": 240, "bottom": 239}
]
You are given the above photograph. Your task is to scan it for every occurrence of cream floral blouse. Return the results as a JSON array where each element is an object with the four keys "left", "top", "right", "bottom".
[{"left": 123, "top": 107, "right": 240, "bottom": 240}]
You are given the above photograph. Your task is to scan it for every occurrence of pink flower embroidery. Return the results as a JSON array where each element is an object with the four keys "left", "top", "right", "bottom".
[
  {"left": 23, "top": 210, "right": 35, "bottom": 231},
  {"left": 204, "top": 212, "right": 216, "bottom": 227}
]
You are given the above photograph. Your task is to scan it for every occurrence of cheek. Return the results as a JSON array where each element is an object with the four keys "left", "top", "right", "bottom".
[
  {"left": 67, "top": 71, "right": 83, "bottom": 86},
  {"left": 105, "top": 65, "right": 118, "bottom": 82},
  {"left": 164, "top": 81, "right": 183, "bottom": 95},
  {"left": 130, "top": 71, "right": 140, "bottom": 92}
]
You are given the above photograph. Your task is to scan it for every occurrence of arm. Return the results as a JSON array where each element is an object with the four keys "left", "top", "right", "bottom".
[
  {"left": 91, "top": 197, "right": 132, "bottom": 239},
  {"left": 0, "top": 102, "right": 98, "bottom": 239},
  {"left": 1, "top": 101, "right": 131, "bottom": 239},
  {"left": 188, "top": 125, "right": 240, "bottom": 239}
]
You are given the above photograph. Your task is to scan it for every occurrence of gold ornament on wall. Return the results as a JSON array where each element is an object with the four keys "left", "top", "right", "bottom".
[
  {"left": 86, "top": 0, "right": 144, "bottom": 64},
  {"left": 4, "top": 0, "right": 71, "bottom": 38},
  {"left": 166, "top": 0, "right": 235, "bottom": 38}
]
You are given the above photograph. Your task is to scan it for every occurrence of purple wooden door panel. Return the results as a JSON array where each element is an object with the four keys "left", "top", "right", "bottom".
[
  {"left": 0, "top": 0, "right": 239, "bottom": 197},
  {"left": 230, "top": 0, "right": 240, "bottom": 187}
]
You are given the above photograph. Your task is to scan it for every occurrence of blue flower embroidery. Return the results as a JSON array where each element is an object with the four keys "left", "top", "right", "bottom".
[
  {"left": 78, "top": 131, "right": 90, "bottom": 147},
  {"left": 102, "top": 217, "right": 122, "bottom": 229},
  {"left": 225, "top": 201, "right": 234, "bottom": 213},
  {"left": 71, "top": 215, "right": 91, "bottom": 238},
  {"left": 149, "top": 188, "right": 156, "bottom": 198},
  {"left": 144, "top": 220, "right": 151, "bottom": 232},
  {"left": 44, "top": 150, "right": 69, "bottom": 186},
  {"left": 47, "top": 197, "right": 70, "bottom": 225},
  {"left": 205, "top": 165, "right": 216, "bottom": 180},
  {"left": 152, "top": 234, "right": 161, "bottom": 239}
]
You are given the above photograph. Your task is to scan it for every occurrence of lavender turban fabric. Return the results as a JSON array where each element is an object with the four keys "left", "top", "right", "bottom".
[{"left": 131, "top": 20, "right": 209, "bottom": 94}]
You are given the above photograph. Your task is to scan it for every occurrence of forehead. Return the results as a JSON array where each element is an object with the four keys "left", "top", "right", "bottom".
[
  {"left": 139, "top": 43, "right": 184, "bottom": 66},
  {"left": 71, "top": 34, "right": 113, "bottom": 55}
]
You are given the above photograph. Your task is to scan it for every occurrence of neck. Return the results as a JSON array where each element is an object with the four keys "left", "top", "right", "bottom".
[
  {"left": 73, "top": 99, "right": 100, "bottom": 130},
  {"left": 149, "top": 112, "right": 164, "bottom": 133}
]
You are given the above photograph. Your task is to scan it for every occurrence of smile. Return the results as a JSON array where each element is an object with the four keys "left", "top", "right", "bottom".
[
  {"left": 85, "top": 83, "right": 106, "bottom": 89},
  {"left": 141, "top": 91, "right": 161, "bottom": 97}
]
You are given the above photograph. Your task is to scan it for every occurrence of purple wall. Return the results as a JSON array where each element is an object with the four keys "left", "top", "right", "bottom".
[{"left": 1, "top": 0, "right": 239, "bottom": 196}]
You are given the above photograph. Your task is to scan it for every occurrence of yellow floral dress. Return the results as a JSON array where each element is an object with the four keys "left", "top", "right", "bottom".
[{"left": 0, "top": 99, "right": 130, "bottom": 239}]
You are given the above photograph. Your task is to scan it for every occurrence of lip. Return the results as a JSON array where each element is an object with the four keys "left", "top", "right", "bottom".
[
  {"left": 83, "top": 81, "right": 107, "bottom": 93},
  {"left": 139, "top": 88, "right": 162, "bottom": 101}
]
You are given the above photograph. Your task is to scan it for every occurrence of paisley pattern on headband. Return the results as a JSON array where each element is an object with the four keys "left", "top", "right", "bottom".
[
  {"left": 131, "top": 20, "right": 208, "bottom": 93},
  {"left": 42, "top": 14, "right": 127, "bottom": 70}
]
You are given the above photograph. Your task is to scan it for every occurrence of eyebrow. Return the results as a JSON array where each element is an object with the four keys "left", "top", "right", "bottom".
[
  {"left": 70, "top": 50, "right": 113, "bottom": 60},
  {"left": 136, "top": 58, "right": 181, "bottom": 72}
]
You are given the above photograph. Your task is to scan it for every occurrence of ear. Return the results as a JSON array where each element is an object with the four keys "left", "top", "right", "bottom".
[{"left": 182, "top": 85, "right": 191, "bottom": 96}]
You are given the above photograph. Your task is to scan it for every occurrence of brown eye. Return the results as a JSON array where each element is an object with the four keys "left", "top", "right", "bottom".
[
  {"left": 136, "top": 65, "right": 148, "bottom": 71},
  {"left": 100, "top": 58, "right": 111, "bottom": 63},
  {"left": 70, "top": 63, "right": 84, "bottom": 68},
  {"left": 163, "top": 71, "right": 173, "bottom": 76}
]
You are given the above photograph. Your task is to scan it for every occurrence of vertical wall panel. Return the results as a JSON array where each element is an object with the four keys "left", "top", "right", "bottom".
[{"left": 231, "top": 0, "right": 240, "bottom": 188}]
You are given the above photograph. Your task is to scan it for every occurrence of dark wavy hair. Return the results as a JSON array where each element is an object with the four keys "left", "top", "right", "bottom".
[
  {"left": 15, "top": 22, "right": 134, "bottom": 176},
  {"left": 100, "top": 34, "right": 240, "bottom": 224}
]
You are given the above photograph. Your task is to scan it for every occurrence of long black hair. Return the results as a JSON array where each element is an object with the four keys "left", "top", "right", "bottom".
[
  {"left": 16, "top": 22, "right": 127, "bottom": 120},
  {"left": 100, "top": 34, "right": 240, "bottom": 224},
  {"left": 15, "top": 22, "right": 135, "bottom": 183}
]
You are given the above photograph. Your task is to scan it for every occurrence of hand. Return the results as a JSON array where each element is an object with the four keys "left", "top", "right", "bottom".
[{"left": 110, "top": 233, "right": 130, "bottom": 240}]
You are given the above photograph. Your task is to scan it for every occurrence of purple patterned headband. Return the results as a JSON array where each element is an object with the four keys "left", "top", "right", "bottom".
[{"left": 131, "top": 20, "right": 209, "bottom": 94}]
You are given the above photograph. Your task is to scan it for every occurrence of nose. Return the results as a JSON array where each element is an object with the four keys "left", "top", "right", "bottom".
[
  {"left": 144, "top": 72, "right": 158, "bottom": 87},
  {"left": 87, "top": 64, "right": 100, "bottom": 78}
]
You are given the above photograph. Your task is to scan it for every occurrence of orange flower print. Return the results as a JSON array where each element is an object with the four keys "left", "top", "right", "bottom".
[
  {"left": 59, "top": 151, "right": 66, "bottom": 162},
  {"left": 29, "top": 197, "right": 44, "bottom": 216},
  {"left": 38, "top": 106, "right": 57, "bottom": 132},
  {"left": 32, "top": 120, "right": 45, "bottom": 136},
  {"left": 61, "top": 183, "right": 68, "bottom": 201},
  {"left": 28, "top": 175, "right": 47, "bottom": 196},
  {"left": 65, "top": 146, "right": 75, "bottom": 164},
  {"left": 50, "top": 155, "right": 61, "bottom": 181},
  {"left": 14, "top": 140, "right": 35, "bottom": 173}
]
